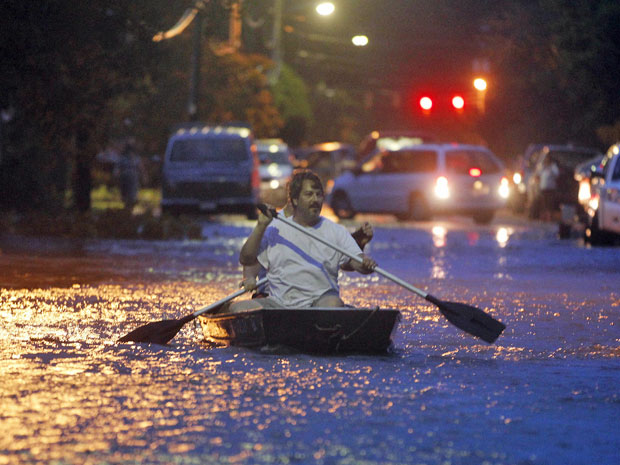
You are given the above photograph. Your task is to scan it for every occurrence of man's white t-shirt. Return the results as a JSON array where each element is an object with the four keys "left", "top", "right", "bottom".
[{"left": 257, "top": 216, "right": 363, "bottom": 307}]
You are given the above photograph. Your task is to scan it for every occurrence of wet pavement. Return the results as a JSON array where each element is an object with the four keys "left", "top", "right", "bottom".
[{"left": 0, "top": 211, "right": 618, "bottom": 464}]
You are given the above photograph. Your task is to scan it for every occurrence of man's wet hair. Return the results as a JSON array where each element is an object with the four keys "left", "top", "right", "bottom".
[{"left": 288, "top": 169, "right": 324, "bottom": 205}]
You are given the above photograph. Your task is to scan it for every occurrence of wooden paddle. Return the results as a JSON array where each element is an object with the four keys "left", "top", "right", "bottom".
[
  {"left": 258, "top": 204, "right": 505, "bottom": 343},
  {"left": 118, "top": 278, "right": 268, "bottom": 344}
]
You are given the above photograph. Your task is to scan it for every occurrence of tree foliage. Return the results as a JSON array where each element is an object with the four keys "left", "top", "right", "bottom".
[
  {"left": 0, "top": 0, "right": 181, "bottom": 211},
  {"left": 480, "top": 0, "right": 620, "bottom": 154},
  {"left": 0, "top": 0, "right": 292, "bottom": 212}
]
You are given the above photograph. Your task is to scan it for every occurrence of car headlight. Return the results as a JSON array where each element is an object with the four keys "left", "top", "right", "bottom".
[
  {"left": 498, "top": 177, "right": 510, "bottom": 199},
  {"left": 267, "top": 163, "right": 283, "bottom": 177},
  {"left": 434, "top": 176, "right": 450, "bottom": 199},
  {"left": 578, "top": 180, "right": 591, "bottom": 204}
]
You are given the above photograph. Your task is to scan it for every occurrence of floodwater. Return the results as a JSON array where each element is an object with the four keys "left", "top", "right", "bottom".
[{"left": 1, "top": 214, "right": 619, "bottom": 465}]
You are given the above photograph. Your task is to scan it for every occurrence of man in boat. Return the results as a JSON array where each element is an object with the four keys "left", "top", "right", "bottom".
[
  {"left": 228, "top": 169, "right": 376, "bottom": 312},
  {"left": 249, "top": 199, "right": 373, "bottom": 299}
]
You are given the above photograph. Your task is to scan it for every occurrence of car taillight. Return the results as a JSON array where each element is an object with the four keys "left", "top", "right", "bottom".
[
  {"left": 251, "top": 167, "right": 260, "bottom": 189},
  {"left": 434, "top": 176, "right": 450, "bottom": 199},
  {"left": 469, "top": 167, "right": 481, "bottom": 177}
]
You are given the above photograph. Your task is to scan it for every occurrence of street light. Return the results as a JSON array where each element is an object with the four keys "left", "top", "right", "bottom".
[
  {"left": 270, "top": 0, "right": 336, "bottom": 84},
  {"left": 351, "top": 35, "right": 369, "bottom": 47},
  {"left": 315, "top": 2, "right": 335, "bottom": 16}
]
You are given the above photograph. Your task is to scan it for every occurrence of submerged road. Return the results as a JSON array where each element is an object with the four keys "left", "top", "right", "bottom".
[{"left": 1, "top": 210, "right": 618, "bottom": 465}]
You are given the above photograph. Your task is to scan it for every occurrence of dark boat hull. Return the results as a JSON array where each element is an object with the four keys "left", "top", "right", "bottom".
[{"left": 198, "top": 307, "right": 400, "bottom": 354}]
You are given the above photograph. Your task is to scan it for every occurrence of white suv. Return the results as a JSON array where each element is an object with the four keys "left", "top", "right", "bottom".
[
  {"left": 584, "top": 142, "right": 620, "bottom": 245},
  {"left": 328, "top": 143, "right": 509, "bottom": 224}
]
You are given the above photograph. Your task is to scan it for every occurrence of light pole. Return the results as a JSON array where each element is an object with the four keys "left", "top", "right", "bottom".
[
  {"left": 152, "top": 1, "right": 208, "bottom": 120},
  {"left": 0, "top": 106, "right": 14, "bottom": 165},
  {"left": 269, "top": 1, "right": 335, "bottom": 84},
  {"left": 473, "top": 77, "right": 487, "bottom": 114}
]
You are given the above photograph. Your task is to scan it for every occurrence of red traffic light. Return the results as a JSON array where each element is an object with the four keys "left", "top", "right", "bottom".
[{"left": 419, "top": 96, "right": 433, "bottom": 111}]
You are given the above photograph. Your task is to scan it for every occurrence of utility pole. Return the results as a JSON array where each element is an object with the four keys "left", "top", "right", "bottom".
[
  {"left": 269, "top": 0, "right": 284, "bottom": 85},
  {"left": 188, "top": 12, "right": 203, "bottom": 120},
  {"left": 228, "top": 1, "right": 242, "bottom": 51},
  {"left": 152, "top": 1, "right": 208, "bottom": 121}
]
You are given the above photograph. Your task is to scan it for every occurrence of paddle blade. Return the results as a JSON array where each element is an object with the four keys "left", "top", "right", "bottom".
[
  {"left": 118, "top": 315, "right": 195, "bottom": 345},
  {"left": 426, "top": 296, "right": 506, "bottom": 343}
]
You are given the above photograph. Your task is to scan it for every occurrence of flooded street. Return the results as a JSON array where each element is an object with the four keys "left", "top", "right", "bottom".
[{"left": 1, "top": 213, "right": 619, "bottom": 465}]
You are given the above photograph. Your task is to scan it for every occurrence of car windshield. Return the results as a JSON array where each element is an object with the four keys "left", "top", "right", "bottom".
[
  {"left": 170, "top": 138, "right": 248, "bottom": 162},
  {"left": 258, "top": 150, "right": 290, "bottom": 165},
  {"left": 446, "top": 150, "right": 501, "bottom": 174},
  {"left": 376, "top": 136, "right": 425, "bottom": 151},
  {"left": 548, "top": 150, "right": 599, "bottom": 169},
  {"left": 384, "top": 150, "right": 438, "bottom": 173}
]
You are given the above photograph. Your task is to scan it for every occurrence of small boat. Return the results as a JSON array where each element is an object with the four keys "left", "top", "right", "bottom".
[{"left": 198, "top": 307, "right": 401, "bottom": 354}]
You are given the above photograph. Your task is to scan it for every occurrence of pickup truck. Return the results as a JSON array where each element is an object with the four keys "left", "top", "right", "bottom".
[{"left": 584, "top": 142, "right": 620, "bottom": 245}]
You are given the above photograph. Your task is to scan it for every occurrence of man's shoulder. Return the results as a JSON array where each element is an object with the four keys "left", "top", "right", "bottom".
[
  {"left": 316, "top": 216, "right": 347, "bottom": 232},
  {"left": 316, "top": 217, "right": 356, "bottom": 243}
]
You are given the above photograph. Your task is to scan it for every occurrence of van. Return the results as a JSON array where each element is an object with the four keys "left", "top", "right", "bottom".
[
  {"left": 161, "top": 124, "right": 259, "bottom": 218},
  {"left": 328, "top": 143, "right": 508, "bottom": 224}
]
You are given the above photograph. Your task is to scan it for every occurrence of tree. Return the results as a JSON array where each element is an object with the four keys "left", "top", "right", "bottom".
[
  {"left": 480, "top": 0, "right": 619, "bottom": 154},
  {"left": 0, "top": 1, "right": 187, "bottom": 211}
]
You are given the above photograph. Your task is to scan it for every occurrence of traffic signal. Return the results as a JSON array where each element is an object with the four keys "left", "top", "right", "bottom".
[
  {"left": 419, "top": 96, "right": 433, "bottom": 112},
  {"left": 412, "top": 92, "right": 469, "bottom": 116}
]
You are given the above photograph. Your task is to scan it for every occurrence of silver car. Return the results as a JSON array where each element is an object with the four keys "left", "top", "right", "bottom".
[{"left": 328, "top": 143, "right": 509, "bottom": 224}]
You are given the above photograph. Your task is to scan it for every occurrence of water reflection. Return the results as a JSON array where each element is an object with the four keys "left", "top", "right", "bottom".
[
  {"left": 467, "top": 231, "right": 479, "bottom": 246},
  {"left": 1, "top": 226, "right": 619, "bottom": 465},
  {"left": 495, "top": 227, "right": 513, "bottom": 248},
  {"left": 431, "top": 226, "right": 446, "bottom": 248}
]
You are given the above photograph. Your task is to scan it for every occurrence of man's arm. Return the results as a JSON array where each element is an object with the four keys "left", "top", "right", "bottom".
[
  {"left": 239, "top": 209, "right": 273, "bottom": 265},
  {"left": 351, "top": 222, "right": 373, "bottom": 250},
  {"left": 341, "top": 222, "right": 374, "bottom": 271},
  {"left": 345, "top": 253, "right": 377, "bottom": 275},
  {"left": 239, "top": 263, "right": 262, "bottom": 292}
]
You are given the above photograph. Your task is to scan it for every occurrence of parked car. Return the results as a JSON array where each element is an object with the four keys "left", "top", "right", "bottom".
[
  {"left": 328, "top": 143, "right": 509, "bottom": 224},
  {"left": 525, "top": 145, "right": 603, "bottom": 219},
  {"left": 256, "top": 138, "right": 293, "bottom": 206},
  {"left": 509, "top": 143, "right": 547, "bottom": 212},
  {"left": 574, "top": 154, "right": 605, "bottom": 212},
  {"left": 584, "top": 142, "right": 620, "bottom": 245},
  {"left": 293, "top": 142, "right": 356, "bottom": 192},
  {"left": 161, "top": 124, "right": 259, "bottom": 218}
]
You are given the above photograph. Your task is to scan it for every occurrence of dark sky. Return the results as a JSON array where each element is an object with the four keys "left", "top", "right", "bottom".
[{"left": 274, "top": 0, "right": 490, "bottom": 92}]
